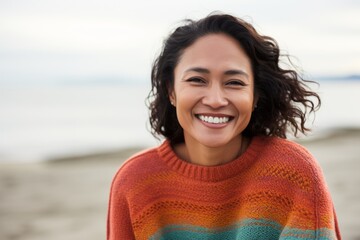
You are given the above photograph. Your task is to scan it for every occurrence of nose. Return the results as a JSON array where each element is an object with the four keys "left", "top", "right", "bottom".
[{"left": 202, "top": 85, "right": 228, "bottom": 108}]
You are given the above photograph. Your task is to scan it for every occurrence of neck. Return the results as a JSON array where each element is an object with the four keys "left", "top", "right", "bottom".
[{"left": 175, "top": 135, "right": 248, "bottom": 166}]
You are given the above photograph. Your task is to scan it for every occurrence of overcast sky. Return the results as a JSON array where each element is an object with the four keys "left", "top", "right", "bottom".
[{"left": 0, "top": 0, "right": 359, "bottom": 85}]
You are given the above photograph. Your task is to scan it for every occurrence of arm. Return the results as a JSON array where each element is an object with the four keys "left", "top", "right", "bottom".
[
  {"left": 310, "top": 157, "right": 342, "bottom": 239},
  {"left": 279, "top": 140, "right": 342, "bottom": 239},
  {"left": 308, "top": 151, "right": 341, "bottom": 240},
  {"left": 107, "top": 174, "right": 136, "bottom": 240}
]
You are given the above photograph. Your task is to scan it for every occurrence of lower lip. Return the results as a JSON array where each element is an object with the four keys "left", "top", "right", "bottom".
[{"left": 197, "top": 117, "right": 230, "bottom": 129}]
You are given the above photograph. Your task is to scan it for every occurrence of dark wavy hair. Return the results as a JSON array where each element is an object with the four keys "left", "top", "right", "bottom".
[{"left": 147, "top": 13, "right": 320, "bottom": 144}]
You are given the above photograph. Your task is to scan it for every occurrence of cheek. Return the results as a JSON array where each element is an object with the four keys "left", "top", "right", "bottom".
[
  {"left": 176, "top": 87, "right": 201, "bottom": 106},
  {"left": 176, "top": 99, "right": 196, "bottom": 123},
  {"left": 174, "top": 89, "right": 203, "bottom": 127},
  {"left": 233, "top": 92, "right": 254, "bottom": 110}
]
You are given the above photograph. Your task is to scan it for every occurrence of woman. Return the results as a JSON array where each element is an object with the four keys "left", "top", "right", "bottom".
[{"left": 107, "top": 13, "right": 341, "bottom": 239}]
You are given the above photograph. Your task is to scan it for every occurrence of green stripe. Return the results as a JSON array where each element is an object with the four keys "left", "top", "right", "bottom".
[{"left": 149, "top": 218, "right": 336, "bottom": 240}]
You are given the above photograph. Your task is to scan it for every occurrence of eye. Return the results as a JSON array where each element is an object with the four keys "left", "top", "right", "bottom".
[
  {"left": 226, "top": 80, "right": 247, "bottom": 87},
  {"left": 186, "top": 77, "right": 206, "bottom": 84}
]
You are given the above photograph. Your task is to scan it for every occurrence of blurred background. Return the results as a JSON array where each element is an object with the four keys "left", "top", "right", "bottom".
[{"left": 0, "top": 0, "right": 359, "bottom": 239}]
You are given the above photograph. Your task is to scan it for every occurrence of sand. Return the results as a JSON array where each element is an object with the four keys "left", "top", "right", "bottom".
[{"left": 0, "top": 130, "right": 359, "bottom": 240}]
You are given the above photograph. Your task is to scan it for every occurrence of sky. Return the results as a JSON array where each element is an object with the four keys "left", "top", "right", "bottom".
[{"left": 0, "top": 0, "right": 359, "bottom": 85}]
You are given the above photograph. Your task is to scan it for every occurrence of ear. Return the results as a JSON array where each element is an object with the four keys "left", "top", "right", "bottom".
[
  {"left": 168, "top": 86, "right": 176, "bottom": 107},
  {"left": 253, "top": 93, "right": 259, "bottom": 111}
]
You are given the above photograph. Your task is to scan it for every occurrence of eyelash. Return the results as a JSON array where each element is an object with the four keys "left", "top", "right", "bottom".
[
  {"left": 186, "top": 77, "right": 206, "bottom": 84},
  {"left": 226, "top": 80, "right": 247, "bottom": 86},
  {"left": 185, "top": 77, "right": 247, "bottom": 87}
]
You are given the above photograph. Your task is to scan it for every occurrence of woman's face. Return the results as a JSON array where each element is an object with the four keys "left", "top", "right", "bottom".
[{"left": 170, "top": 33, "right": 256, "bottom": 148}]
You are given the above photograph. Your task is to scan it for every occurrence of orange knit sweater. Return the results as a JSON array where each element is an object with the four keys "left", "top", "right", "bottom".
[{"left": 107, "top": 136, "right": 341, "bottom": 239}]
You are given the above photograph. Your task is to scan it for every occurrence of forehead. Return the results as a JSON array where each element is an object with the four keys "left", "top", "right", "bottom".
[{"left": 175, "top": 33, "right": 253, "bottom": 76}]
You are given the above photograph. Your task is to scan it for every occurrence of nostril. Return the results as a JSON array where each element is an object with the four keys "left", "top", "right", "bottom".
[{"left": 202, "top": 95, "right": 228, "bottom": 108}]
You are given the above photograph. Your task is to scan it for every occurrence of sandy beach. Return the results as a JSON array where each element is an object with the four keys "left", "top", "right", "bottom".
[{"left": 0, "top": 129, "right": 359, "bottom": 240}]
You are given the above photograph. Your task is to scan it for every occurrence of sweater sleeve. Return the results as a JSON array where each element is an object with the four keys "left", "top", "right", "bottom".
[
  {"left": 312, "top": 161, "right": 342, "bottom": 239},
  {"left": 277, "top": 139, "right": 342, "bottom": 239},
  {"left": 107, "top": 170, "right": 136, "bottom": 240}
]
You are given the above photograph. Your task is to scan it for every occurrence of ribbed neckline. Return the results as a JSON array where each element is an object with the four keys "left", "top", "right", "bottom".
[{"left": 157, "top": 136, "right": 265, "bottom": 182}]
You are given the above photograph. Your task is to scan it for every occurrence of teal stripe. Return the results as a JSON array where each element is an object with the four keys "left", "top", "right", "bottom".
[
  {"left": 281, "top": 227, "right": 336, "bottom": 240},
  {"left": 150, "top": 218, "right": 281, "bottom": 240},
  {"left": 149, "top": 218, "right": 336, "bottom": 240}
]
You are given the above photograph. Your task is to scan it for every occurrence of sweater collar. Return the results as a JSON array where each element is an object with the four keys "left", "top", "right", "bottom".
[{"left": 157, "top": 136, "right": 265, "bottom": 182}]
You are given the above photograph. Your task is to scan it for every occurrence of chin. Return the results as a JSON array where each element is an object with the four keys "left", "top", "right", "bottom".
[{"left": 196, "top": 137, "right": 232, "bottom": 148}]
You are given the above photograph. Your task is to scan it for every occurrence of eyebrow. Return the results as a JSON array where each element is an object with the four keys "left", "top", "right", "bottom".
[{"left": 185, "top": 67, "right": 249, "bottom": 79}]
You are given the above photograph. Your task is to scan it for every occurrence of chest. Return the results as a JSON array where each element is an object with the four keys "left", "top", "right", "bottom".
[{"left": 127, "top": 174, "right": 314, "bottom": 239}]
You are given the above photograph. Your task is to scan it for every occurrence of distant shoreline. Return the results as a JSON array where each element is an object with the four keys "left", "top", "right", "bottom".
[
  {"left": 314, "top": 74, "right": 360, "bottom": 81},
  {"left": 46, "top": 126, "right": 360, "bottom": 164},
  {"left": 1, "top": 126, "right": 359, "bottom": 165}
]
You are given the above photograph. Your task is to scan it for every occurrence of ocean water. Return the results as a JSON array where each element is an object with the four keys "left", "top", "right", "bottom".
[
  {"left": 313, "top": 80, "right": 360, "bottom": 130},
  {"left": 1, "top": 80, "right": 360, "bottom": 163},
  {"left": 0, "top": 83, "right": 158, "bottom": 163}
]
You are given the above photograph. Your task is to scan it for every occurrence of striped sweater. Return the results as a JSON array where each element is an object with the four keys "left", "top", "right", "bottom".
[{"left": 107, "top": 136, "right": 341, "bottom": 239}]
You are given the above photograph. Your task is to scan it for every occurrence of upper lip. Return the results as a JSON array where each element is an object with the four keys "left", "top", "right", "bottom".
[{"left": 195, "top": 113, "right": 233, "bottom": 118}]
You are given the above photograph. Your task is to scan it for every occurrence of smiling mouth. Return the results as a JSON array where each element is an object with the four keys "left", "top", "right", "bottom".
[{"left": 195, "top": 114, "right": 233, "bottom": 124}]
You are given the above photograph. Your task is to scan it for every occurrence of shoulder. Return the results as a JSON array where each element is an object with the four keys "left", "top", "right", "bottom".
[
  {"left": 119, "top": 147, "right": 159, "bottom": 174},
  {"left": 255, "top": 136, "right": 325, "bottom": 185},
  {"left": 110, "top": 142, "right": 170, "bottom": 192},
  {"left": 258, "top": 136, "right": 316, "bottom": 163}
]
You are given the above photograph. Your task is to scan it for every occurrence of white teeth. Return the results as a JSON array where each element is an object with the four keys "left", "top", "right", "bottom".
[{"left": 198, "top": 115, "right": 230, "bottom": 124}]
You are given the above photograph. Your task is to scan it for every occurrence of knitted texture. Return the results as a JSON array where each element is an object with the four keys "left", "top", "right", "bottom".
[{"left": 107, "top": 136, "right": 341, "bottom": 239}]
